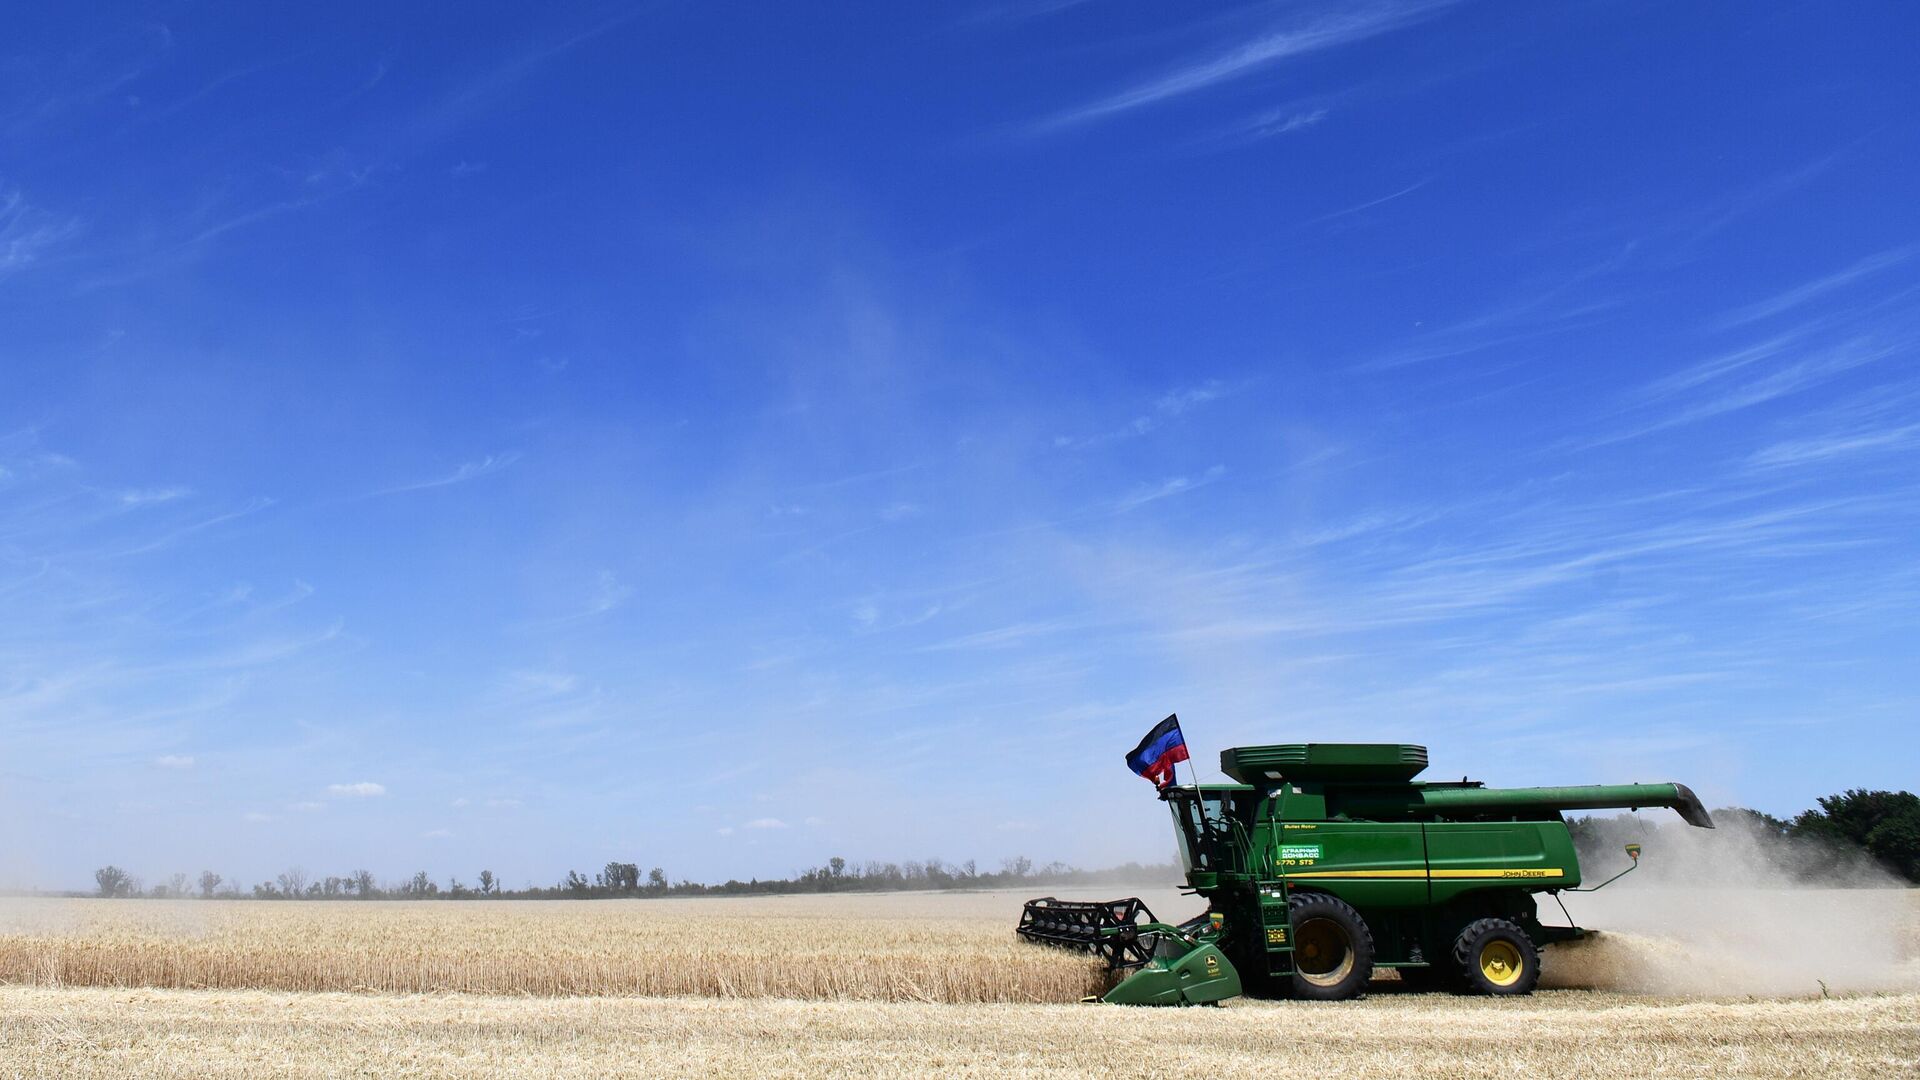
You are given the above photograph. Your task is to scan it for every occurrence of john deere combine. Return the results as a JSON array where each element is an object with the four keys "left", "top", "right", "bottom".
[{"left": 1018, "top": 741, "right": 1713, "bottom": 1004}]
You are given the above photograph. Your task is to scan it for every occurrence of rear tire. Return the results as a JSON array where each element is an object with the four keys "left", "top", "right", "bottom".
[
  {"left": 1287, "top": 892, "right": 1374, "bottom": 1001},
  {"left": 1451, "top": 918, "right": 1540, "bottom": 996}
]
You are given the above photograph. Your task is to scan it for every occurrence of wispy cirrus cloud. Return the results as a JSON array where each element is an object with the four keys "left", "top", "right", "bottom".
[
  {"left": 1677, "top": 148, "right": 1848, "bottom": 251},
  {"left": 1743, "top": 381, "right": 1920, "bottom": 473},
  {"left": 115, "top": 486, "right": 191, "bottom": 506},
  {"left": 1588, "top": 333, "right": 1907, "bottom": 449},
  {"left": 513, "top": 570, "right": 633, "bottom": 632},
  {"left": 380, "top": 8, "right": 648, "bottom": 154},
  {"left": 0, "top": 185, "right": 83, "bottom": 276},
  {"left": 1116, "top": 465, "right": 1226, "bottom": 512},
  {"left": 1036, "top": 1, "right": 1454, "bottom": 130},
  {"left": 1054, "top": 379, "right": 1239, "bottom": 449},
  {"left": 1710, "top": 247, "right": 1912, "bottom": 331},
  {"left": 373, "top": 452, "right": 521, "bottom": 496},
  {"left": 958, "top": 0, "right": 1098, "bottom": 27},
  {"left": 1300, "top": 177, "right": 1430, "bottom": 229},
  {"left": 1236, "top": 105, "right": 1329, "bottom": 141},
  {"left": 1749, "top": 425, "right": 1920, "bottom": 470}
]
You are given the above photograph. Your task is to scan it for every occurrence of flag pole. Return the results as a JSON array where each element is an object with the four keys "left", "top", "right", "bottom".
[{"left": 1185, "top": 719, "right": 1209, "bottom": 859}]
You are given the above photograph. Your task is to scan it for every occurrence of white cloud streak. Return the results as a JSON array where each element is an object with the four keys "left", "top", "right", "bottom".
[
  {"left": 1038, "top": 2, "right": 1452, "bottom": 130},
  {"left": 1710, "top": 248, "right": 1912, "bottom": 331},
  {"left": 1116, "top": 465, "right": 1226, "bottom": 512},
  {"left": 374, "top": 453, "right": 521, "bottom": 496},
  {"left": 0, "top": 186, "right": 82, "bottom": 276},
  {"left": 326, "top": 781, "right": 386, "bottom": 798}
]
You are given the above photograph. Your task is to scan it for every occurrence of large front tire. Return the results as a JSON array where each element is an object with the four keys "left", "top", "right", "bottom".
[
  {"left": 1452, "top": 918, "right": 1541, "bottom": 996},
  {"left": 1287, "top": 892, "right": 1375, "bottom": 1000}
]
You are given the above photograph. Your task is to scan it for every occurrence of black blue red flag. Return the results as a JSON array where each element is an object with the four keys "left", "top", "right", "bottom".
[{"left": 1126, "top": 714, "right": 1189, "bottom": 789}]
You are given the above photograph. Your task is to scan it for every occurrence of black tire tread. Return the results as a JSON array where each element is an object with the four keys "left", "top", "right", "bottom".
[
  {"left": 1450, "top": 917, "right": 1541, "bottom": 996},
  {"left": 1287, "top": 891, "right": 1376, "bottom": 1001}
]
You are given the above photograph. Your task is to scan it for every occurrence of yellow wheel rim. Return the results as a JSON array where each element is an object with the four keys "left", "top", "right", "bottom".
[
  {"left": 1294, "top": 918, "right": 1354, "bottom": 987},
  {"left": 1479, "top": 940, "right": 1523, "bottom": 987}
]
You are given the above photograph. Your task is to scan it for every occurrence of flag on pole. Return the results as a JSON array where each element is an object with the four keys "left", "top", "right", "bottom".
[{"left": 1125, "top": 714, "right": 1190, "bottom": 790}]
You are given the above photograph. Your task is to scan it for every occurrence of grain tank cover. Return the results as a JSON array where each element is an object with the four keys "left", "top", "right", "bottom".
[{"left": 1219, "top": 743, "right": 1429, "bottom": 785}]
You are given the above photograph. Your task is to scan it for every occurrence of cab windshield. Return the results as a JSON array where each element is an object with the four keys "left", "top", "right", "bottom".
[{"left": 1165, "top": 787, "right": 1245, "bottom": 875}]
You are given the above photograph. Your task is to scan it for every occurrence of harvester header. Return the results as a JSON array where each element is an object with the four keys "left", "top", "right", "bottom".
[{"left": 1018, "top": 736, "right": 1713, "bottom": 1005}]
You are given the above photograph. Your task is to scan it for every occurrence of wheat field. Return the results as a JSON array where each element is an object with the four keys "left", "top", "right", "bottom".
[
  {"left": 6, "top": 985, "right": 1917, "bottom": 1078},
  {"left": 0, "top": 891, "right": 1110, "bottom": 1002},
  {"left": 2, "top": 889, "right": 1917, "bottom": 1078}
]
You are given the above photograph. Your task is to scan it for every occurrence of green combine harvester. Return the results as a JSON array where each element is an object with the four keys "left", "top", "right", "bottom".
[{"left": 1018, "top": 741, "right": 1713, "bottom": 1004}]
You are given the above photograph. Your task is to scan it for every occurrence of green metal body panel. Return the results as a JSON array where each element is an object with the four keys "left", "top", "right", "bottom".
[
  {"left": 1221, "top": 743, "right": 1428, "bottom": 784},
  {"left": 1161, "top": 743, "right": 1711, "bottom": 996},
  {"left": 1101, "top": 940, "right": 1241, "bottom": 1006}
]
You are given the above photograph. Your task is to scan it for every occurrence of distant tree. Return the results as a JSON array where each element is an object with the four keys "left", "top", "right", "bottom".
[
  {"left": 1812, "top": 787, "right": 1920, "bottom": 880},
  {"left": 198, "top": 871, "right": 222, "bottom": 898},
  {"left": 647, "top": 867, "right": 667, "bottom": 891},
  {"left": 600, "top": 862, "right": 639, "bottom": 892},
  {"left": 1801, "top": 789, "right": 1920, "bottom": 882},
  {"left": 351, "top": 869, "right": 376, "bottom": 898},
  {"left": 478, "top": 870, "right": 496, "bottom": 896},
  {"left": 276, "top": 868, "right": 308, "bottom": 898},
  {"left": 404, "top": 870, "right": 438, "bottom": 897},
  {"left": 1870, "top": 813, "right": 1920, "bottom": 883},
  {"left": 564, "top": 870, "right": 590, "bottom": 896},
  {"left": 163, "top": 872, "right": 189, "bottom": 897},
  {"left": 828, "top": 856, "right": 846, "bottom": 878},
  {"left": 94, "top": 866, "right": 132, "bottom": 898}
]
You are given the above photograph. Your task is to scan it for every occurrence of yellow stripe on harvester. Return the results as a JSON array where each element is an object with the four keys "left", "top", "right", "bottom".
[
  {"left": 1285, "top": 868, "right": 1565, "bottom": 880},
  {"left": 1284, "top": 869, "right": 1426, "bottom": 879},
  {"left": 1431, "top": 868, "right": 1563, "bottom": 879}
]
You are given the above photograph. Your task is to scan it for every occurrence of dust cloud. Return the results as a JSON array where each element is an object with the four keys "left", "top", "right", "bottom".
[{"left": 1540, "top": 813, "right": 1920, "bottom": 996}]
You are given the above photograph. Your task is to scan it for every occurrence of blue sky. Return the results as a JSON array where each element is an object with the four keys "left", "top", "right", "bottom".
[{"left": 2, "top": 2, "right": 1916, "bottom": 891}]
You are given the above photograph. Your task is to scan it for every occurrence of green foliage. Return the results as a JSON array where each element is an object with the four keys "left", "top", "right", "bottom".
[{"left": 1810, "top": 789, "right": 1920, "bottom": 881}]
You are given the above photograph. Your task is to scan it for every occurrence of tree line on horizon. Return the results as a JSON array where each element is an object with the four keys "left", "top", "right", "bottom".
[
  {"left": 83, "top": 854, "right": 1183, "bottom": 900},
  {"left": 81, "top": 788, "right": 1918, "bottom": 899}
]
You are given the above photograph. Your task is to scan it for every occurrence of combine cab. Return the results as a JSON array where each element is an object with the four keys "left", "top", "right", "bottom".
[{"left": 1018, "top": 740, "right": 1712, "bottom": 1003}]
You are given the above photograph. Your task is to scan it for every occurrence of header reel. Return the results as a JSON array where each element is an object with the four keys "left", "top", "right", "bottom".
[{"left": 1016, "top": 896, "right": 1159, "bottom": 969}]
